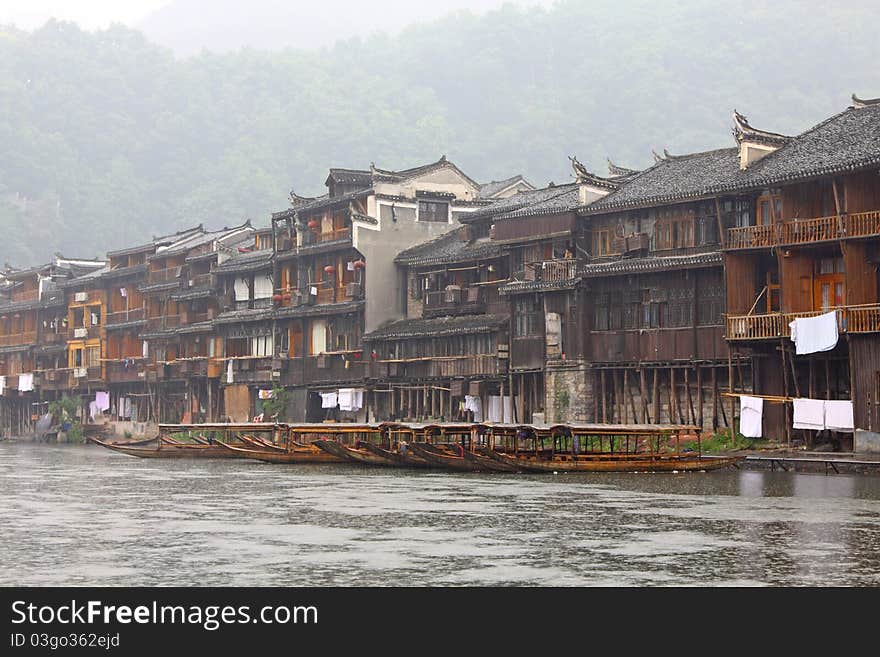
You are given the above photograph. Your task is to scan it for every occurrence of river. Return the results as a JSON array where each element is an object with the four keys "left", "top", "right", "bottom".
[{"left": 1, "top": 442, "right": 879, "bottom": 586}]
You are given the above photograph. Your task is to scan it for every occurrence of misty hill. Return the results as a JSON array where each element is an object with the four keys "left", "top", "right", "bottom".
[
  {"left": 137, "top": 0, "right": 523, "bottom": 55},
  {"left": 1, "top": 0, "right": 879, "bottom": 266}
]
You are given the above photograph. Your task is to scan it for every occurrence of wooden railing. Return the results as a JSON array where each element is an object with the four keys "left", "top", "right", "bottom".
[
  {"left": 147, "top": 266, "right": 181, "bottom": 284},
  {"left": 11, "top": 289, "right": 39, "bottom": 302},
  {"left": 67, "top": 326, "right": 100, "bottom": 340},
  {"left": 145, "top": 314, "right": 181, "bottom": 331},
  {"left": 527, "top": 259, "right": 578, "bottom": 282},
  {"left": 423, "top": 287, "right": 484, "bottom": 316},
  {"left": 189, "top": 272, "right": 216, "bottom": 288},
  {"left": 726, "top": 223, "right": 777, "bottom": 250},
  {"left": 105, "top": 307, "right": 145, "bottom": 325},
  {"left": 306, "top": 227, "right": 351, "bottom": 245},
  {"left": 0, "top": 331, "right": 37, "bottom": 346},
  {"left": 726, "top": 304, "right": 880, "bottom": 340},
  {"left": 726, "top": 210, "right": 880, "bottom": 250}
]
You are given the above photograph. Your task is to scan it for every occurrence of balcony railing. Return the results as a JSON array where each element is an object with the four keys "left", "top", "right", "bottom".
[
  {"left": 147, "top": 266, "right": 182, "bottom": 284},
  {"left": 311, "top": 227, "right": 351, "bottom": 244},
  {"left": 527, "top": 259, "right": 579, "bottom": 282},
  {"left": 188, "top": 272, "right": 216, "bottom": 288},
  {"left": 145, "top": 315, "right": 181, "bottom": 332},
  {"left": 0, "top": 331, "right": 37, "bottom": 347},
  {"left": 105, "top": 307, "right": 145, "bottom": 325},
  {"left": 67, "top": 326, "right": 100, "bottom": 340},
  {"left": 726, "top": 304, "right": 880, "bottom": 340},
  {"left": 726, "top": 211, "right": 880, "bottom": 250},
  {"left": 423, "top": 287, "right": 485, "bottom": 316}
]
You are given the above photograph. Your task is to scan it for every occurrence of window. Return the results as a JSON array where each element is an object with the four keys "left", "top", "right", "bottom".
[
  {"left": 250, "top": 334, "right": 273, "bottom": 357},
  {"left": 418, "top": 201, "right": 448, "bottom": 222},
  {"left": 593, "top": 294, "right": 610, "bottom": 331},
  {"left": 514, "top": 296, "right": 540, "bottom": 337},
  {"left": 593, "top": 229, "right": 612, "bottom": 256}
]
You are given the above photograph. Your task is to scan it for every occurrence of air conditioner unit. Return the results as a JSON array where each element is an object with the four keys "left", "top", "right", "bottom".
[
  {"left": 74, "top": 292, "right": 88, "bottom": 302},
  {"left": 73, "top": 367, "right": 87, "bottom": 378},
  {"left": 74, "top": 328, "right": 88, "bottom": 338}
]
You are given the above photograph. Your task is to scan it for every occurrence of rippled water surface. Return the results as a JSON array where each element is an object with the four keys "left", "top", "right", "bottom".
[{"left": 1, "top": 443, "right": 879, "bottom": 586}]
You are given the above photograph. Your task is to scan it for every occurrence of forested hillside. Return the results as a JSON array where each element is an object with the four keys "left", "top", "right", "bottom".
[{"left": 1, "top": 0, "right": 879, "bottom": 265}]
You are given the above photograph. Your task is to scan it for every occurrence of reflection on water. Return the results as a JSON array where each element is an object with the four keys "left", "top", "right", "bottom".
[{"left": 1, "top": 443, "right": 879, "bottom": 586}]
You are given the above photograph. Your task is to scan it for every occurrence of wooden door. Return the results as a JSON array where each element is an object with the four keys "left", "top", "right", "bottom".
[{"left": 814, "top": 256, "right": 845, "bottom": 311}]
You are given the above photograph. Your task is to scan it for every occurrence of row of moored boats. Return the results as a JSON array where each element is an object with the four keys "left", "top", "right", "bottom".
[{"left": 90, "top": 422, "right": 742, "bottom": 473}]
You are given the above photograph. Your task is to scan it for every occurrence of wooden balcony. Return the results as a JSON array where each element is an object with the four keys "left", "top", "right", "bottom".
[
  {"left": 725, "top": 211, "right": 880, "bottom": 250},
  {"left": 423, "top": 287, "right": 485, "bottom": 317},
  {"left": 145, "top": 315, "right": 181, "bottom": 332},
  {"left": 67, "top": 326, "right": 101, "bottom": 340},
  {"left": 106, "top": 360, "right": 146, "bottom": 383},
  {"left": 0, "top": 331, "right": 37, "bottom": 347},
  {"left": 368, "top": 354, "right": 503, "bottom": 379},
  {"left": 525, "top": 259, "right": 579, "bottom": 283},
  {"left": 106, "top": 307, "right": 145, "bottom": 325},
  {"left": 147, "top": 266, "right": 182, "bottom": 284},
  {"left": 726, "top": 304, "right": 880, "bottom": 340},
  {"left": 310, "top": 227, "right": 351, "bottom": 244}
]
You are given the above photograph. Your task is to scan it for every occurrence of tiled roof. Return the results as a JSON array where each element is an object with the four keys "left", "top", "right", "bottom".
[
  {"left": 363, "top": 313, "right": 509, "bottom": 341},
  {"left": 273, "top": 300, "right": 364, "bottom": 319},
  {"left": 170, "top": 286, "right": 216, "bottom": 301},
  {"left": 499, "top": 277, "right": 582, "bottom": 295},
  {"left": 214, "top": 250, "right": 272, "bottom": 274},
  {"left": 479, "top": 175, "right": 535, "bottom": 199},
  {"left": 100, "top": 264, "right": 148, "bottom": 281},
  {"left": 580, "top": 251, "right": 723, "bottom": 278},
  {"left": 213, "top": 308, "right": 275, "bottom": 325},
  {"left": 394, "top": 228, "right": 502, "bottom": 266},
  {"left": 585, "top": 102, "right": 880, "bottom": 213},
  {"left": 584, "top": 148, "right": 741, "bottom": 213},
  {"left": 460, "top": 183, "right": 579, "bottom": 223}
]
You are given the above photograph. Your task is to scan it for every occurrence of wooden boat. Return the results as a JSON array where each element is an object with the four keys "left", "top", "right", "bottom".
[
  {"left": 475, "top": 446, "right": 743, "bottom": 473},
  {"left": 360, "top": 441, "right": 432, "bottom": 468},
  {"left": 216, "top": 441, "right": 344, "bottom": 464},
  {"left": 105, "top": 435, "right": 157, "bottom": 447},
  {"left": 238, "top": 433, "right": 286, "bottom": 452},
  {"left": 461, "top": 448, "right": 521, "bottom": 473},
  {"left": 408, "top": 442, "right": 474, "bottom": 471},
  {"left": 89, "top": 436, "right": 243, "bottom": 459},
  {"left": 313, "top": 439, "right": 404, "bottom": 466}
]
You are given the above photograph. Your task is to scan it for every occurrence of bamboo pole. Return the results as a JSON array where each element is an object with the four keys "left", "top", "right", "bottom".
[{"left": 639, "top": 368, "right": 648, "bottom": 423}]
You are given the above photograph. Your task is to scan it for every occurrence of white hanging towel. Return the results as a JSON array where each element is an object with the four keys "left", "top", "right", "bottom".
[
  {"left": 337, "top": 388, "right": 362, "bottom": 411},
  {"left": 320, "top": 391, "right": 338, "bottom": 409},
  {"left": 788, "top": 311, "right": 838, "bottom": 355},
  {"left": 95, "top": 391, "right": 110, "bottom": 411},
  {"left": 0, "top": 375, "right": 5, "bottom": 395},
  {"left": 824, "top": 400, "right": 854, "bottom": 433},
  {"left": 18, "top": 373, "right": 34, "bottom": 392},
  {"left": 464, "top": 395, "right": 483, "bottom": 422},
  {"left": 739, "top": 395, "right": 764, "bottom": 438},
  {"left": 792, "top": 398, "right": 825, "bottom": 430},
  {"left": 502, "top": 395, "right": 513, "bottom": 424},
  {"left": 226, "top": 359, "right": 234, "bottom": 384}
]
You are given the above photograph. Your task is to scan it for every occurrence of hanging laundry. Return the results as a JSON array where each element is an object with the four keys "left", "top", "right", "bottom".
[
  {"left": 337, "top": 388, "right": 363, "bottom": 411},
  {"left": 18, "top": 373, "right": 34, "bottom": 392},
  {"left": 320, "top": 391, "right": 338, "bottom": 409},
  {"left": 0, "top": 375, "right": 5, "bottom": 395},
  {"left": 739, "top": 395, "right": 764, "bottom": 438},
  {"left": 824, "top": 400, "right": 854, "bottom": 433},
  {"left": 487, "top": 396, "right": 503, "bottom": 423},
  {"left": 95, "top": 391, "right": 110, "bottom": 411},
  {"left": 789, "top": 311, "right": 838, "bottom": 355},
  {"left": 226, "top": 359, "right": 234, "bottom": 384},
  {"left": 792, "top": 398, "right": 825, "bottom": 430},
  {"left": 124, "top": 397, "right": 132, "bottom": 420},
  {"left": 120, "top": 287, "right": 127, "bottom": 297},
  {"left": 258, "top": 389, "right": 274, "bottom": 400},
  {"left": 88, "top": 401, "right": 100, "bottom": 421},
  {"left": 464, "top": 395, "right": 483, "bottom": 422}
]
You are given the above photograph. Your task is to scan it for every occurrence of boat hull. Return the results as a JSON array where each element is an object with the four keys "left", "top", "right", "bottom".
[
  {"left": 477, "top": 447, "right": 743, "bottom": 473},
  {"left": 217, "top": 441, "right": 344, "bottom": 463},
  {"left": 313, "top": 439, "right": 398, "bottom": 466},
  {"left": 90, "top": 437, "right": 243, "bottom": 459}
]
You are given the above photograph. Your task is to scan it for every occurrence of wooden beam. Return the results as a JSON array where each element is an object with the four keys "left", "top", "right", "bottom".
[{"left": 639, "top": 367, "right": 648, "bottom": 423}]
